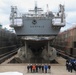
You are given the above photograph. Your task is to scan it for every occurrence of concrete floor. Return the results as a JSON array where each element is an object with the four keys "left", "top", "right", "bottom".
[
  {"left": 0, "top": 64, "right": 76, "bottom": 75},
  {"left": 0, "top": 56, "right": 76, "bottom": 75}
]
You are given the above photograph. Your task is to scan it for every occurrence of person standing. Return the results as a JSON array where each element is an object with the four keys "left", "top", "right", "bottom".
[
  {"left": 36, "top": 64, "right": 38, "bottom": 73},
  {"left": 39, "top": 64, "right": 41, "bottom": 73},
  {"left": 27, "top": 64, "right": 30, "bottom": 73},
  {"left": 41, "top": 64, "right": 44, "bottom": 73},
  {"left": 30, "top": 64, "right": 32, "bottom": 73},
  {"left": 44, "top": 64, "right": 48, "bottom": 73},
  {"left": 48, "top": 64, "right": 51, "bottom": 73},
  {"left": 68, "top": 62, "right": 73, "bottom": 73},
  {"left": 74, "top": 61, "right": 76, "bottom": 71},
  {"left": 66, "top": 60, "right": 69, "bottom": 70},
  {"left": 32, "top": 64, "right": 36, "bottom": 73}
]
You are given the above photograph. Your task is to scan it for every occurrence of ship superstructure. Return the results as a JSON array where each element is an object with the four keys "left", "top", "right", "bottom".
[{"left": 10, "top": 4, "right": 65, "bottom": 62}]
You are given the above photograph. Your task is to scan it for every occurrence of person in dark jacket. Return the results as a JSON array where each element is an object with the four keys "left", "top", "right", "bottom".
[
  {"left": 66, "top": 60, "right": 69, "bottom": 70},
  {"left": 36, "top": 64, "right": 38, "bottom": 73},
  {"left": 30, "top": 64, "right": 32, "bottom": 73},
  {"left": 39, "top": 64, "right": 41, "bottom": 73},
  {"left": 48, "top": 64, "right": 51, "bottom": 73},
  {"left": 27, "top": 64, "right": 30, "bottom": 73},
  {"left": 74, "top": 61, "right": 76, "bottom": 71},
  {"left": 71, "top": 61, "right": 76, "bottom": 71},
  {"left": 68, "top": 62, "right": 73, "bottom": 73},
  {"left": 41, "top": 64, "right": 44, "bottom": 73}
]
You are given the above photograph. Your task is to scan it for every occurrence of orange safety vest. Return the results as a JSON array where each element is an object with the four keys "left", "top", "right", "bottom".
[{"left": 32, "top": 65, "right": 36, "bottom": 70}]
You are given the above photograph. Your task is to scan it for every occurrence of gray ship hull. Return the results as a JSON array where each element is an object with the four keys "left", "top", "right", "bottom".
[
  {"left": 14, "top": 18, "right": 60, "bottom": 36},
  {"left": 10, "top": 4, "right": 65, "bottom": 63},
  {"left": 17, "top": 36, "right": 57, "bottom": 63}
]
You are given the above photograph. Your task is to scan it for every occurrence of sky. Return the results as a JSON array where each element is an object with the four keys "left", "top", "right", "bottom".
[{"left": 0, "top": 0, "right": 76, "bottom": 31}]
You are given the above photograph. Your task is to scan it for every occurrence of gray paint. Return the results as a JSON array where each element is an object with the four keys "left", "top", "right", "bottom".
[{"left": 15, "top": 17, "right": 60, "bottom": 35}]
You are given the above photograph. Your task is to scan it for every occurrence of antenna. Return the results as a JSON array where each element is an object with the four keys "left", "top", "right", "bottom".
[
  {"left": 34, "top": 1, "right": 37, "bottom": 14},
  {"left": 46, "top": 4, "right": 49, "bottom": 14},
  {"left": 35, "top": 1, "right": 37, "bottom": 7}
]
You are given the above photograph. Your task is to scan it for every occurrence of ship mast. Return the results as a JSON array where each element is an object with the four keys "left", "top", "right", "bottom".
[
  {"left": 34, "top": 1, "right": 37, "bottom": 14},
  {"left": 29, "top": 2, "right": 43, "bottom": 15}
]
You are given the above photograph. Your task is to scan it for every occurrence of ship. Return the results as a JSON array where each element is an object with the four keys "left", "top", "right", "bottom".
[{"left": 10, "top": 3, "right": 65, "bottom": 63}]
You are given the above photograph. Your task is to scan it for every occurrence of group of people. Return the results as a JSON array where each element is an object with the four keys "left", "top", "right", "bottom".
[
  {"left": 27, "top": 64, "right": 51, "bottom": 73},
  {"left": 66, "top": 59, "right": 76, "bottom": 73}
]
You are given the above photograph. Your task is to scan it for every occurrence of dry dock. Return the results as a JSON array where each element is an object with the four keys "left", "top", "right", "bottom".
[{"left": 0, "top": 55, "right": 76, "bottom": 75}]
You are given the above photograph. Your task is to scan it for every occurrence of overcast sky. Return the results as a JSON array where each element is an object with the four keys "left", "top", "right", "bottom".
[{"left": 0, "top": 0, "right": 76, "bottom": 31}]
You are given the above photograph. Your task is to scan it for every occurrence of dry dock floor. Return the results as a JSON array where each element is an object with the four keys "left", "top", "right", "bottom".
[{"left": 0, "top": 56, "right": 76, "bottom": 75}]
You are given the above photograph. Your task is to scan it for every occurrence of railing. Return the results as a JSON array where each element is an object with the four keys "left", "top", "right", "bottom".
[
  {"left": 57, "top": 50, "right": 74, "bottom": 59},
  {"left": 10, "top": 17, "right": 23, "bottom": 27},
  {"left": 0, "top": 45, "right": 17, "bottom": 49},
  {"left": 52, "top": 18, "right": 65, "bottom": 27},
  {"left": 0, "top": 48, "right": 18, "bottom": 64}
]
